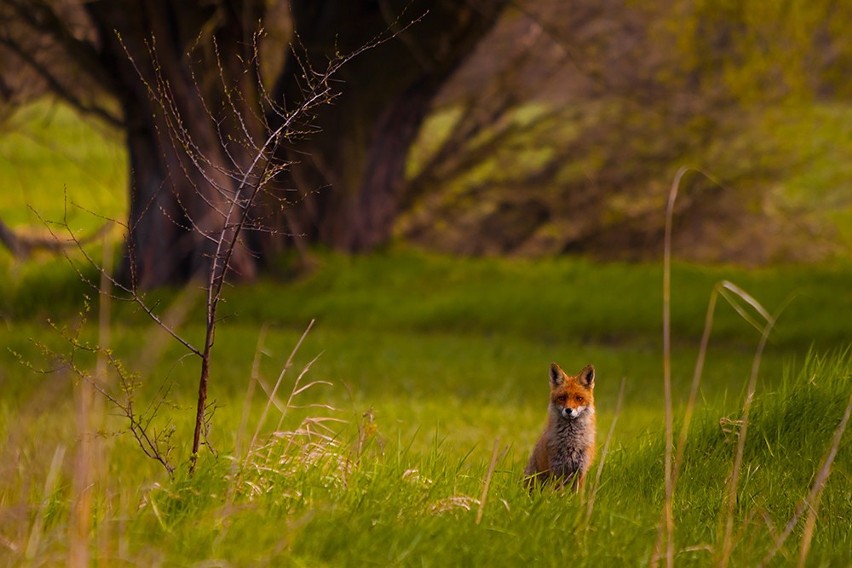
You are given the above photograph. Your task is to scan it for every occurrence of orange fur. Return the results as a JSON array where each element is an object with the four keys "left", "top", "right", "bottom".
[{"left": 525, "top": 363, "right": 596, "bottom": 491}]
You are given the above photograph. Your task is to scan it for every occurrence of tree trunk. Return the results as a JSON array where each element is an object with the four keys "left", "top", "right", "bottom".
[
  {"left": 4, "top": 0, "right": 504, "bottom": 287},
  {"left": 86, "top": 0, "right": 264, "bottom": 289},
  {"left": 274, "top": 0, "right": 506, "bottom": 252}
]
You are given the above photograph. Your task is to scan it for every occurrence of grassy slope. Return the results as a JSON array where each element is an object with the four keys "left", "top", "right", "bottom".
[
  {"left": 0, "top": 250, "right": 850, "bottom": 566},
  {"left": 1, "top": 101, "right": 850, "bottom": 565}
]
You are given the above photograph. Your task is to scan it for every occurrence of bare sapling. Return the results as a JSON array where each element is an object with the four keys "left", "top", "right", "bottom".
[{"left": 33, "top": 22, "right": 401, "bottom": 477}]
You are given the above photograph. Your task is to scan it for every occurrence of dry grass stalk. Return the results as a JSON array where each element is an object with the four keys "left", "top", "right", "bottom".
[
  {"left": 653, "top": 165, "right": 691, "bottom": 568},
  {"left": 759, "top": 394, "right": 852, "bottom": 567},
  {"left": 24, "top": 445, "right": 65, "bottom": 561},
  {"left": 223, "top": 322, "right": 345, "bottom": 501},
  {"left": 670, "top": 287, "right": 717, "bottom": 487},
  {"left": 228, "top": 324, "right": 269, "bottom": 478},
  {"left": 223, "top": 325, "right": 269, "bottom": 512},
  {"left": 69, "top": 235, "right": 113, "bottom": 567},
  {"left": 68, "top": 328, "right": 96, "bottom": 566},
  {"left": 657, "top": 279, "right": 776, "bottom": 568},
  {"left": 717, "top": 286, "right": 777, "bottom": 568},
  {"left": 273, "top": 357, "right": 331, "bottom": 432},
  {"left": 246, "top": 319, "right": 315, "bottom": 460},
  {"left": 586, "top": 376, "right": 626, "bottom": 524},
  {"left": 429, "top": 496, "right": 480, "bottom": 515},
  {"left": 652, "top": 166, "right": 783, "bottom": 568},
  {"left": 476, "top": 438, "right": 507, "bottom": 525},
  {"left": 654, "top": 281, "right": 752, "bottom": 565},
  {"left": 238, "top": 325, "right": 268, "bottom": 459}
]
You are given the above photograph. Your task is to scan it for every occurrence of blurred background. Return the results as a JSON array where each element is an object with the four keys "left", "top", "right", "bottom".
[{"left": 1, "top": 0, "right": 850, "bottom": 279}]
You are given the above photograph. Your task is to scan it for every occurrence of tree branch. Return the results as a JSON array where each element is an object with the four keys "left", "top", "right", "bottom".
[
  {"left": 0, "top": 216, "right": 113, "bottom": 259},
  {"left": 0, "top": 36, "right": 123, "bottom": 128}
]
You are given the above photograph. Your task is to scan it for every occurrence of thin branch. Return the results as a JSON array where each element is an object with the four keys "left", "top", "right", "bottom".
[
  {"left": 0, "top": 36, "right": 123, "bottom": 128},
  {"left": 26, "top": 204, "right": 203, "bottom": 358}
]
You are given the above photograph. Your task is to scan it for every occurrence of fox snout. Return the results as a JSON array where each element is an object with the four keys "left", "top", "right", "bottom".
[
  {"left": 559, "top": 406, "right": 583, "bottom": 420},
  {"left": 559, "top": 406, "right": 586, "bottom": 420}
]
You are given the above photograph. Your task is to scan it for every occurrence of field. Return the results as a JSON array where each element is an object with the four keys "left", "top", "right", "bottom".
[
  {"left": 1, "top": 249, "right": 850, "bottom": 566},
  {"left": 1, "top": 103, "right": 851, "bottom": 566}
]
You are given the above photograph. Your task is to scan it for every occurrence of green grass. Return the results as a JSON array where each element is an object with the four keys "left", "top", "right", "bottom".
[
  {"left": 5, "top": 248, "right": 851, "bottom": 348},
  {"left": 0, "top": 249, "right": 850, "bottom": 566},
  {"left": 0, "top": 100, "right": 126, "bottom": 231},
  {"left": 1, "top": 100, "right": 850, "bottom": 565}
]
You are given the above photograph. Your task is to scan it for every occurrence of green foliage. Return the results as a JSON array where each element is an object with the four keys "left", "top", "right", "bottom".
[{"left": 405, "top": 0, "right": 852, "bottom": 260}]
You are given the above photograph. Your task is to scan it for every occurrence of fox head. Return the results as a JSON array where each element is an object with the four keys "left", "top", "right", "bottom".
[{"left": 549, "top": 363, "right": 595, "bottom": 421}]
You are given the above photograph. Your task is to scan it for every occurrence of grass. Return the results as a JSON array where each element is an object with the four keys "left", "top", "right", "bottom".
[
  {"left": 0, "top": 248, "right": 850, "bottom": 566},
  {"left": 0, "top": 100, "right": 850, "bottom": 565},
  {"left": 0, "top": 101, "right": 126, "bottom": 232}
]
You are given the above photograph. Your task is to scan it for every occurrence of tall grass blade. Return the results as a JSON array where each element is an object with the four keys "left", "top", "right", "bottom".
[
  {"left": 69, "top": 234, "right": 113, "bottom": 566},
  {"left": 226, "top": 324, "right": 268, "bottom": 510},
  {"left": 476, "top": 438, "right": 506, "bottom": 525},
  {"left": 759, "top": 393, "right": 852, "bottom": 567},
  {"left": 796, "top": 396, "right": 851, "bottom": 567},
  {"left": 273, "top": 353, "right": 325, "bottom": 432},
  {"left": 654, "top": 165, "right": 690, "bottom": 568},
  {"left": 717, "top": 281, "right": 772, "bottom": 334},
  {"left": 718, "top": 292, "right": 779, "bottom": 567},
  {"left": 247, "top": 319, "right": 314, "bottom": 457},
  {"left": 671, "top": 286, "right": 718, "bottom": 491},
  {"left": 237, "top": 325, "right": 268, "bottom": 460},
  {"left": 25, "top": 445, "right": 66, "bottom": 562},
  {"left": 586, "top": 376, "right": 626, "bottom": 524}
]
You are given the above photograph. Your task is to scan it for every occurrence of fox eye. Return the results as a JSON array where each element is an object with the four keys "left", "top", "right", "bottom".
[
  {"left": 556, "top": 395, "right": 567, "bottom": 404},
  {"left": 574, "top": 396, "right": 584, "bottom": 404}
]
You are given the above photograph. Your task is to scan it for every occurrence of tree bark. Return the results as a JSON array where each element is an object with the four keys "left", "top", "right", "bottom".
[
  {"left": 273, "top": 0, "right": 506, "bottom": 252},
  {"left": 2, "top": 0, "right": 505, "bottom": 287},
  {"left": 86, "top": 0, "right": 264, "bottom": 288}
]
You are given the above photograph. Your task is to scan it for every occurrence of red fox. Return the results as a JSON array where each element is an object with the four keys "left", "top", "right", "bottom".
[{"left": 525, "top": 363, "right": 596, "bottom": 491}]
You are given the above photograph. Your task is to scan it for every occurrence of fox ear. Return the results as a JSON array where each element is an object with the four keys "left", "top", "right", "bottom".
[
  {"left": 578, "top": 364, "right": 595, "bottom": 388},
  {"left": 549, "top": 363, "right": 565, "bottom": 387}
]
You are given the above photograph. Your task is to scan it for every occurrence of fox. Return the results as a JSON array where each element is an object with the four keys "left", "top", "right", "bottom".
[{"left": 524, "top": 362, "right": 596, "bottom": 492}]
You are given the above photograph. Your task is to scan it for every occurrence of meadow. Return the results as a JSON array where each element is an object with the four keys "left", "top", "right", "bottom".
[
  {"left": 1, "top": 249, "right": 850, "bottom": 566},
  {"left": 0, "top": 103, "right": 850, "bottom": 566}
]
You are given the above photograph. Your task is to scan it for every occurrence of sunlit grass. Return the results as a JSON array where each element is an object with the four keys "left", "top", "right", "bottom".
[
  {"left": 1, "top": 320, "right": 847, "bottom": 565},
  {"left": 1, "top": 246, "right": 850, "bottom": 564},
  {"left": 0, "top": 100, "right": 126, "bottom": 231},
  {"left": 0, "top": 100, "right": 850, "bottom": 566}
]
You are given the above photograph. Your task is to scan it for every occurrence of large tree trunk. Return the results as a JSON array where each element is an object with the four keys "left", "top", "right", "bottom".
[
  {"left": 274, "top": 0, "right": 506, "bottom": 252},
  {"left": 86, "top": 0, "right": 264, "bottom": 288},
  {"left": 3, "top": 0, "right": 504, "bottom": 287}
]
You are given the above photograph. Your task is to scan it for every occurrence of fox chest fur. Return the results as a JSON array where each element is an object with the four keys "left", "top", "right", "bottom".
[{"left": 525, "top": 363, "right": 597, "bottom": 491}]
